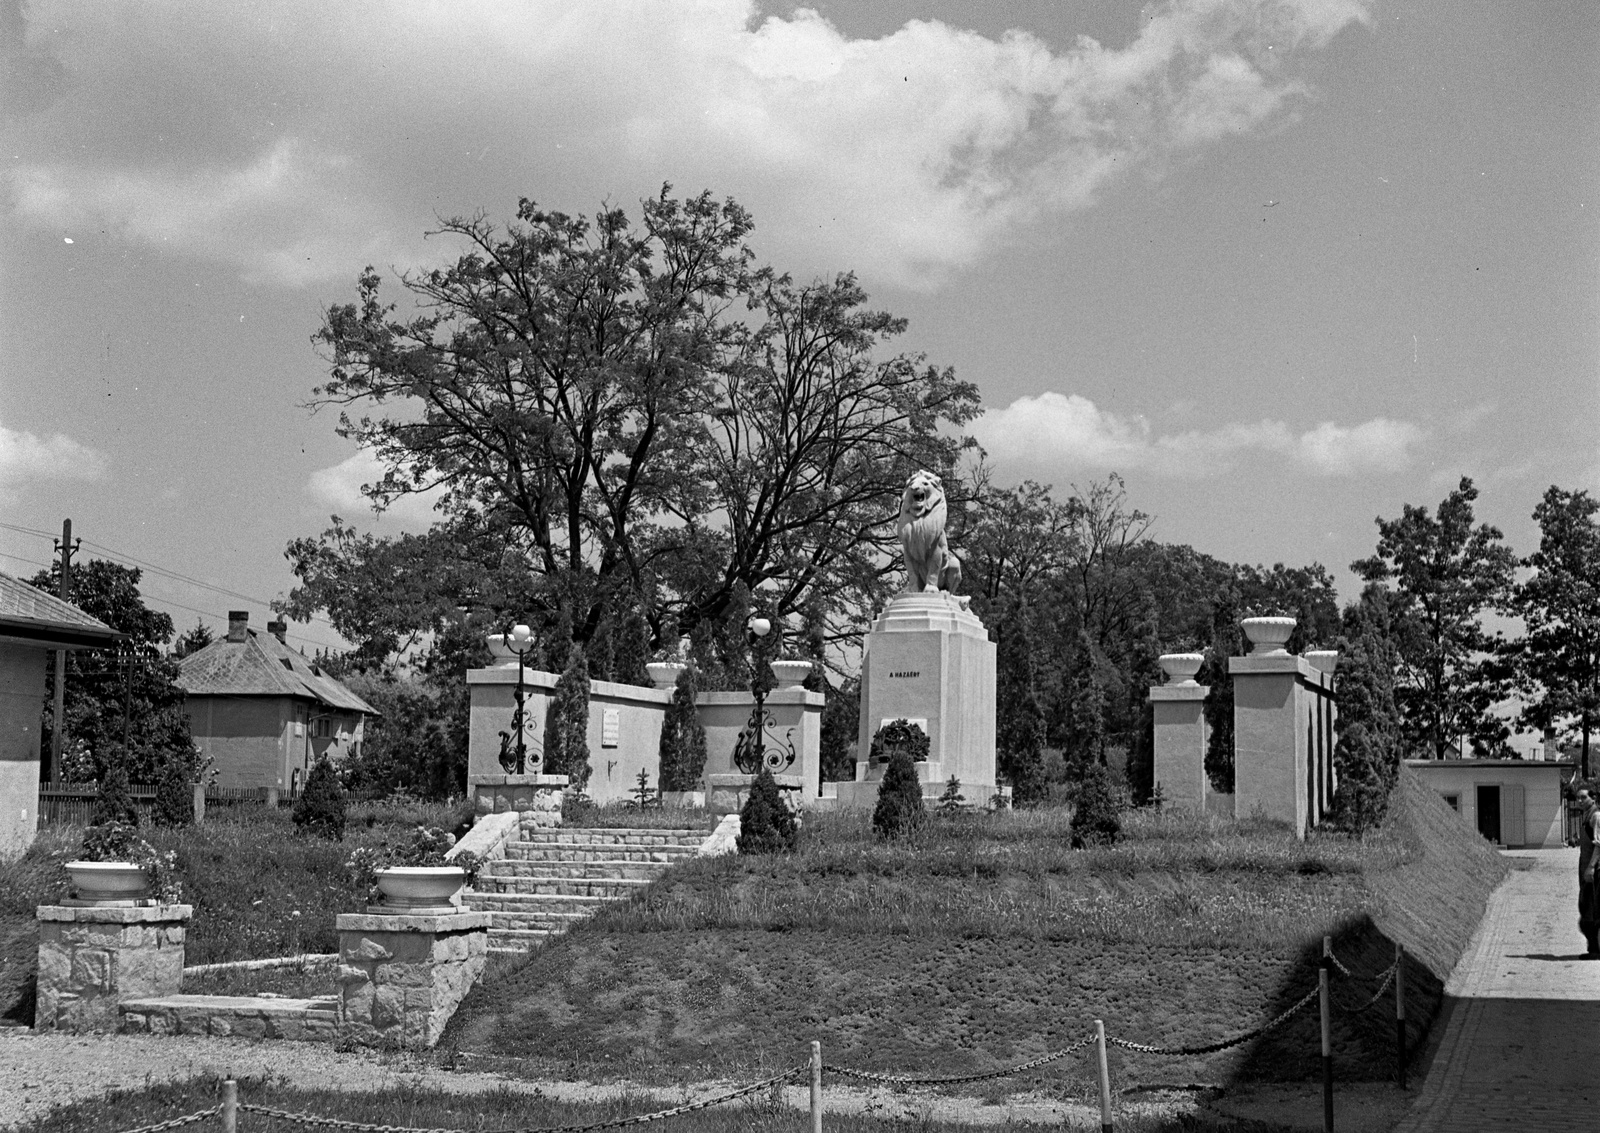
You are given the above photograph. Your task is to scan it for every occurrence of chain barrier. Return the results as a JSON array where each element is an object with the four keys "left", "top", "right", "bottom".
[
  {"left": 1326, "top": 951, "right": 1355, "bottom": 980},
  {"left": 824, "top": 1034, "right": 1098, "bottom": 1086},
  {"left": 236, "top": 1065, "right": 805, "bottom": 1133},
  {"left": 113, "top": 1105, "right": 223, "bottom": 1133},
  {"left": 1108, "top": 983, "right": 1321, "bottom": 1057},
  {"left": 1333, "top": 956, "right": 1400, "bottom": 1012}
]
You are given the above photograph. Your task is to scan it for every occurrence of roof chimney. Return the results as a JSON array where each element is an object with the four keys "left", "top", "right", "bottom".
[
  {"left": 227, "top": 611, "right": 249, "bottom": 643},
  {"left": 267, "top": 619, "right": 287, "bottom": 643}
]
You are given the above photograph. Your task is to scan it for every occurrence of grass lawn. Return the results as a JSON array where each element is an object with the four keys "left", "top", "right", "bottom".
[
  {"left": 446, "top": 769, "right": 1506, "bottom": 1092},
  {"left": 0, "top": 798, "right": 473, "bottom": 1023},
  {"left": 12, "top": 1076, "right": 1304, "bottom": 1132}
]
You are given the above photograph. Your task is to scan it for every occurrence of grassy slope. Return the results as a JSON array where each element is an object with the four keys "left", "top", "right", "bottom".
[
  {"left": 446, "top": 767, "right": 1507, "bottom": 1090},
  {"left": 0, "top": 799, "right": 472, "bottom": 1022}
]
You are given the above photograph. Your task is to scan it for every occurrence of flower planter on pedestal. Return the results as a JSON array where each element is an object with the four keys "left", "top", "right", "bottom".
[
  {"left": 371, "top": 867, "right": 466, "bottom": 915},
  {"left": 768, "top": 660, "right": 814, "bottom": 689},
  {"left": 1240, "top": 616, "right": 1297, "bottom": 655},
  {"left": 1157, "top": 653, "right": 1205, "bottom": 686},
  {"left": 646, "top": 661, "right": 689, "bottom": 689},
  {"left": 64, "top": 861, "right": 150, "bottom": 906}
]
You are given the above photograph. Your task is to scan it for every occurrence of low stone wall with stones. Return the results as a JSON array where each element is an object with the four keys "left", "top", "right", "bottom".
[
  {"left": 469, "top": 773, "right": 568, "bottom": 825},
  {"left": 119, "top": 993, "right": 340, "bottom": 1040},
  {"left": 35, "top": 904, "right": 191, "bottom": 1033},
  {"left": 335, "top": 910, "right": 489, "bottom": 1049}
]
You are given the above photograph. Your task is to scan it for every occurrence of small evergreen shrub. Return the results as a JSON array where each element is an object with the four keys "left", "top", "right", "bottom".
[
  {"left": 91, "top": 757, "right": 140, "bottom": 828},
  {"left": 543, "top": 645, "right": 592, "bottom": 790},
  {"left": 151, "top": 753, "right": 195, "bottom": 828},
  {"left": 737, "top": 766, "right": 798, "bottom": 854},
  {"left": 1070, "top": 763, "right": 1125, "bottom": 848},
  {"left": 872, "top": 750, "right": 927, "bottom": 839},
  {"left": 936, "top": 776, "right": 966, "bottom": 815},
  {"left": 869, "top": 719, "right": 929, "bottom": 765},
  {"left": 657, "top": 669, "right": 708, "bottom": 792},
  {"left": 293, "top": 757, "right": 348, "bottom": 841}
]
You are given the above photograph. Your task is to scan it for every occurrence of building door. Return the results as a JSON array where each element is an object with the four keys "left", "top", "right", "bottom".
[
  {"left": 1500, "top": 783, "right": 1526, "bottom": 848},
  {"left": 1477, "top": 784, "right": 1502, "bottom": 844}
]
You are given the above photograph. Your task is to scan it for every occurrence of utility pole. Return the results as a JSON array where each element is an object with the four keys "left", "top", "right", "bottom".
[{"left": 48, "top": 519, "right": 80, "bottom": 783}]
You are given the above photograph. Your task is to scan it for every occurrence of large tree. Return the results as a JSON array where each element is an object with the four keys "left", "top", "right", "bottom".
[
  {"left": 303, "top": 188, "right": 979, "bottom": 667},
  {"left": 1351, "top": 477, "right": 1517, "bottom": 760},
  {"left": 1512, "top": 486, "right": 1600, "bottom": 777},
  {"left": 31, "top": 560, "right": 195, "bottom": 784}
]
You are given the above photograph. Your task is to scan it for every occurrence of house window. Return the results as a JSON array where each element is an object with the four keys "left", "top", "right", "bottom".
[
  {"left": 1442, "top": 793, "right": 1460, "bottom": 812},
  {"left": 312, "top": 717, "right": 332, "bottom": 738}
]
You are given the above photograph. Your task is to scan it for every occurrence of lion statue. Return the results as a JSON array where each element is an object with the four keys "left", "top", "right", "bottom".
[{"left": 897, "top": 470, "right": 962, "bottom": 594}]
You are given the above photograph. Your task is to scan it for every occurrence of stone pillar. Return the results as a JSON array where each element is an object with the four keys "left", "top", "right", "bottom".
[
  {"left": 34, "top": 904, "right": 192, "bottom": 1032},
  {"left": 837, "top": 592, "right": 997, "bottom": 810},
  {"left": 1149, "top": 654, "right": 1209, "bottom": 814},
  {"left": 468, "top": 773, "right": 569, "bottom": 825},
  {"left": 335, "top": 911, "right": 489, "bottom": 1050},
  {"left": 705, "top": 772, "right": 804, "bottom": 817}
]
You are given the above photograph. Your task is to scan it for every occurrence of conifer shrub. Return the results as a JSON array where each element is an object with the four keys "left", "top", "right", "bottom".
[
  {"left": 737, "top": 766, "right": 797, "bottom": 854},
  {"left": 151, "top": 752, "right": 195, "bottom": 828},
  {"left": 1069, "top": 763, "right": 1125, "bottom": 848},
  {"left": 936, "top": 776, "right": 966, "bottom": 815},
  {"left": 91, "top": 756, "right": 140, "bottom": 828},
  {"left": 543, "top": 645, "right": 592, "bottom": 791},
  {"left": 293, "top": 757, "right": 348, "bottom": 841},
  {"left": 657, "top": 669, "right": 708, "bottom": 792},
  {"left": 872, "top": 749, "right": 927, "bottom": 839}
]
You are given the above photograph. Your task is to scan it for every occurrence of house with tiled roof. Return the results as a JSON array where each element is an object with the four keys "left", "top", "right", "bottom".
[
  {"left": 176, "top": 611, "right": 377, "bottom": 793},
  {"left": 0, "top": 570, "right": 123, "bottom": 855}
]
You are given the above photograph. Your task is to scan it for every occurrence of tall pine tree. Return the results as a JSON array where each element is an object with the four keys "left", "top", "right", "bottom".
[
  {"left": 995, "top": 601, "right": 1048, "bottom": 805},
  {"left": 543, "top": 644, "right": 592, "bottom": 789}
]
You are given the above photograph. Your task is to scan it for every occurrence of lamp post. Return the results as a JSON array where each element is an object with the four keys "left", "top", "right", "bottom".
[
  {"left": 499, "top": 624, "right": 537, "bottom": 775},
  {"left": 741, "top": 615, "right": 773, "bottom": 773}
]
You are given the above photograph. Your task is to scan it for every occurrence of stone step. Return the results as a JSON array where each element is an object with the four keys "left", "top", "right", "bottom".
[
  {"left": 504, "top": 842, "right": 700, "bottom": 863},
  {"left": 516, "top": 828, "right": 708, "bottom": 847},
  {"left": 119, "top": 994, "right": 339, "bottom": 1042},
  {"left": 471, "top": 875, "right": 654, "bottom": 899},
  {"left": 466, "top": 896, "right": 597, "bottom": 930},
  {"left": 488, "top": 928, "right": 556, "bottom": 953},
  {"left": 486, "top": 859, "right": 675, "bottom": 882}
]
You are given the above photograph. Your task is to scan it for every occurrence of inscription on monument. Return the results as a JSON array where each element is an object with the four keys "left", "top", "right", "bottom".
[{"left": 888, "top": 670, "right": 921, "bottom": 678}]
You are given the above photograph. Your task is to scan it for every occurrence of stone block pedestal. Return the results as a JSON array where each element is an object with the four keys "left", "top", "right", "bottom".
[
  {"left": 706, "top": 772, "right": 802, "bottom": 817},
  {"left": 1150, "top": 683, "right": 1210, "bottom": 813},
  {"left": 335, "top": 910, "right": 489, "bottom": 1049},
  {"left": 35, "top": 903, "right": 192, "bottom": 1033},
  {"left": 469, "top": 773, "right": 569, "bottom": 825}
]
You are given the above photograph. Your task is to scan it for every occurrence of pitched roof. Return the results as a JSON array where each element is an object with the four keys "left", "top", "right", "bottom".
[
  {"left": 176, "top": 628, "right": 378, "bottom": 715},
  {"left": 0, "top": 571, "right": 123, "bottom": 648}
]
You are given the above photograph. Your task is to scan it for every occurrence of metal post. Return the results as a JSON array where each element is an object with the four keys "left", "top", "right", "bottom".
[
  {"left": 514, "top": 647, "right": 528, "bottom": 774},
  {"left": 1095, "top": 1019, "right": 1113, "bottom": 1133},
  {"left": 1395, "top": 943, "right": 1407, "bottom": 1089},
  {"left": 49, "top": 518, "right": 77, "bottom": 783},
  {"left": 1321, "top": 936, "right": 1333, "bottom": 1133},
  {"left": 810, "top": 1040, "right": 822, "bottom": 1133},
  {"left": 222, "top": 1079, "right": 237, "bottom": 1133}
]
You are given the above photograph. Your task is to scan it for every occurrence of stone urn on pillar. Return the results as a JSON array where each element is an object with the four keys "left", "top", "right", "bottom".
[
  {"left": 1240, "top": 616, "right": 1297, "bottom": 655},
  {"left": 1157, "top": 653, "right": 1205, "bottom": 686}
]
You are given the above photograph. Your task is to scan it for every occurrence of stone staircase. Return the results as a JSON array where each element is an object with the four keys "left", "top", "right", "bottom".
[{"left": 467, "top": 826, "right": 713, "bottom": 954}]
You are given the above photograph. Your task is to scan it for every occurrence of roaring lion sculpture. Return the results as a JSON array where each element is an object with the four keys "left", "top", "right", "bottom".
[{"left": 897, "top": 470, "right": 962, "bottom": 594}]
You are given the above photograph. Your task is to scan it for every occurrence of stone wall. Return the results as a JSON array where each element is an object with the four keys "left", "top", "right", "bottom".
[
  {"left": 35, "top": 904, "right": 192, "bottom": 1033},
  {"left": 335, "top": 911, "right": 488, "bottom": 1049}
]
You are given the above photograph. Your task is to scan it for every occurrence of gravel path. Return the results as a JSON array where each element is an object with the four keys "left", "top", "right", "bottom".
[{"left": 1390, "top": 848, "right": 1600, "bottom": 1132}]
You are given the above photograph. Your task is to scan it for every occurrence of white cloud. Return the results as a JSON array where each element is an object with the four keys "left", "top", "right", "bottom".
[
  {"left": 307, "top": 451, "right": 446, "bottom": 527},
  {"left": 5, "top": 0, "right": 1373, "bottom": 289},
  {"left": 973, "top": 391, "right": 1423, "bottom": 477},
  {"left": 0, "top": 423, "right": 107, "bottom": 484}
]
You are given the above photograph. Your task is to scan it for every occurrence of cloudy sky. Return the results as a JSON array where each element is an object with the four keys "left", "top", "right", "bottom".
[{"left": 1, "top": 0, "right": 1595, "bottom": 653}]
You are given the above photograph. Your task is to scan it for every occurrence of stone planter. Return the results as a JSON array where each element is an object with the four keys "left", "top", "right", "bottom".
[
  {"left": 1241, "top": 616, "right": 1297, "bottom": 655},
  {"left": 646, "top": 661, "right": 689, "bottom": 689},
  {"left": 372, "top": 867, "right": 466, "bottom": 914},
  {"left": 1304, "top": 650, "right": 1339, "bottom": 675},
  {"left": 769, "top": 659, "right": 814, "bottom": 689},
  {"left": 1157, "top": 653, "right": 1205, "bottom": 686},
  {"left": 486, "top": 633, "right": 536, "bottom": 667},
  {"left": 65, "top": 861, "right": 150, "bottom": 905}
]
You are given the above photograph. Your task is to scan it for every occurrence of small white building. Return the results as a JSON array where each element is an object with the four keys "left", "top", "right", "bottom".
[{"left": 1405, "top": 758, "right": 1574, "bottom": 849}]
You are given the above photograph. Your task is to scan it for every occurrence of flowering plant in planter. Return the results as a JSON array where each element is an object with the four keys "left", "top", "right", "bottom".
[
  {"left": 71, "top": 821, "right": 183, "bottom": 904},
  {"left": 344, "top": 826, "right": 484, "bottom": 904}
]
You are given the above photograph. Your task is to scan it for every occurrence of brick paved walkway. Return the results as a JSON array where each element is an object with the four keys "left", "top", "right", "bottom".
[{"left": 1393, "top": 848, "right": 1600, "bottom": 1132}]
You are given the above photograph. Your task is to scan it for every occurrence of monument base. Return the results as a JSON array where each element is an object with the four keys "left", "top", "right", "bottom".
[{"left": 706, "top": 772, "right": 803, "bottom": 816}]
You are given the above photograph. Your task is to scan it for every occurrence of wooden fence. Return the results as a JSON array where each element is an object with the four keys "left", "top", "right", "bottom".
[{"left": 36, "top": 782, "right": 300, "bottom": 826}]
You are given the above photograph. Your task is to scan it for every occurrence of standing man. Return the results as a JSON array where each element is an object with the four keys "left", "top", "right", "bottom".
[{"left": 1578, "top": 786, "right": 1600, "bottom": 958}]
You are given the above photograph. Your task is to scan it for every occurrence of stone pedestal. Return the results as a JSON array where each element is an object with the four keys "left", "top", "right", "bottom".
[
  {"left": 335, "top": 910, "right": 489, "bottom": 1049},
  {"left": 1229, "top": 653, "right": 1337, "bottom": 838},
  {"left": 469, "top": 773, "right": 569, "bottom": 824},
  {"left": 1150, "top": 684, "right": 1210, "bottom": 813},
  {"left": 35, "top": 903, "right": 192, "bottom": 1033},
  {"left": 706, "top": 772, "right": 803, "bottom": 817},
  {"left": 845, "top": 592, "right": 996, "bottom": 807}
]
